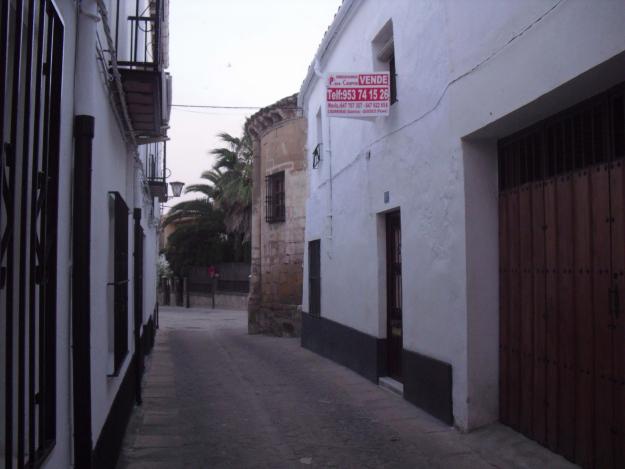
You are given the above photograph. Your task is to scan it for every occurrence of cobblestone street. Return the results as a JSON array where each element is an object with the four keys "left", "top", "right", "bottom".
[{"left": 117, "top": 307, "right": 576, "bottom": 468}]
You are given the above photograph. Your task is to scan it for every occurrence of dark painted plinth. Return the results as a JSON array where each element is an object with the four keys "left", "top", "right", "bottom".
[
  {"left": 403, "top": 349, "right": 453, "bottom": 425},
  {"left": 93, "top": 315, "right": 157, "bottom": 468},
  {"left": 142, "top": 316, "right": 156, "bottom": 355},
  {"left": 301, "top": 312, "right": 386, "bottom": 382},
  {"left": 301, "top": 312, "right": 453, "bottom": 425},
  {"left": 93, "top": 355, "right": 137, "bottom": 469}
]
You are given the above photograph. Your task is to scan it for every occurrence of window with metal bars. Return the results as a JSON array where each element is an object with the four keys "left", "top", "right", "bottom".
[
  {"left": 499, "top": 85, "right": 624, "bottom": 191},
  {"left": 1, "top": 0, "right": 64, "bottom": 466},
  {"left": 389, "top": 52, "right": 397, "bottom": 105},
  {"left": 265, "top": 171, "right": 285, "bottom": 223},
  {"left": 308, "top": 240, "right": 321, "bottom": 316},
  {"left": 109, "top": 192, "right": 129, "bottom": 375},
  {"left": 373, "top": 20, "right": 397, "bottom": 105}
]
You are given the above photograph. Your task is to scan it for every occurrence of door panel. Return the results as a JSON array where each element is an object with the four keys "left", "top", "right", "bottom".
[
  {"left": 386, "top": 211, "right": 402, "bottom": 381},
  {"left": 611, "top": 159, "right": 625, "bottom": 468},
  {"left": 519, "top": 186, "right": 534, "bottom": 436},
  {"left": 531, "top": 181, "right": 547, "bottom": 444},
  {"left": 558, "top": 174, "right": 576, "bottom": 461},
  {"left": 544, "top": 179, "right": 559, "bottom": 451},
  {"left": 508, "top": 190, "right": 521, "bottom": 429},
  {"left": 499, "top": 193, "right": 510, "bottom": 425},
  {"left": 591, "top": 164, "right": 613, "bottom": 468}
]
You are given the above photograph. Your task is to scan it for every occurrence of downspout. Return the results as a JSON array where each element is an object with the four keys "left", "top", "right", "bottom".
[
  {"left": 314, "top": 60, "right": 334, "bottom": 246},
  {"left": 72, "top": 1, "right": 99, "bottom": 467},
  {"left": 133, "top": 208, "right": 143, "bottom": 406}
]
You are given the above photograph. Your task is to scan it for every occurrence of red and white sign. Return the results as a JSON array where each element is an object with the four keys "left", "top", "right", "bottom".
[{"left": 326, "top": 72, "right": 390, "bottom": 117}]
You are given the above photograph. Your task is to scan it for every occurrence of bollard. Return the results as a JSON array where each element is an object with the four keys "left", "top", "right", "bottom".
[
  {"left": 184, "top": 277, "right": 189, "bottom": 308},
  {"left": 211, "top": 277, "right": 217, "bottom": 309}
]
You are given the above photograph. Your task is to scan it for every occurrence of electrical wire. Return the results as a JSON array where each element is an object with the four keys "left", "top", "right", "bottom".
[
  {"left": 171, "top": 103, "right": 302, "bottom": 110},
  {"left": 171, "top": 107, "right": 252, "bottom": 116},
  {"left": 172, "top": 104, "right": 262, "bottom": 110}
]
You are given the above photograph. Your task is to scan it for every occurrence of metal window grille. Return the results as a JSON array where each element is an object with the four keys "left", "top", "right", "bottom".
[
  {"left": 312, "top": 143, "right": 322, "bottom": 169},
  {"left": 109, "top": 192, "right": 129, "bottom": 375},
  {"left": 1, "top": 0, "right": 64, "bottom": 466},
  {"left": 308, "top": 240, "right": 321, "bottom": 316},
  {"left": 115, "top": 0, "right": 163, "bottom": 70},
  {"left": 499, "top": 85, "right": 624, "bottom": 191},
  {"left": 389, "top": 52, "right": 398, "bottom": 105},
  {"left": 265, "top": 171, "right": 285, "bottom": 223}
]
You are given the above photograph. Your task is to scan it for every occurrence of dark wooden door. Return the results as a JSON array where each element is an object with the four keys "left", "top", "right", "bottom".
[
  {"left": 386, "top": 211, "right": 403, "bottom": 381},
  {"left": 498, "top": 87, "right": 625, "bottom": 468}
]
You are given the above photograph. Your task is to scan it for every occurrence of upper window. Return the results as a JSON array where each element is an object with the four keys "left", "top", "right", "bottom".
[
  {"left": 265, "top": 171, "right": 285, "bottom": 223},
  {"left": 372, "top": 20, "right": 397, "bottom": 105}
]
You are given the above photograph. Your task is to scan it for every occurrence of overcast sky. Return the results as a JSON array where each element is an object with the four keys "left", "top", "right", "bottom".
[{"left": 166, "top": 0, "right": 342, "bottom": 207}]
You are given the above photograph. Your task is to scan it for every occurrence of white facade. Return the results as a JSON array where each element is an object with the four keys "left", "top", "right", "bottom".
[
  {"left": 300, "top": 0, "right": 625, "bottom": 436},
  {"left": 1, "top": 0, "right": 170, "bottom": 467}
]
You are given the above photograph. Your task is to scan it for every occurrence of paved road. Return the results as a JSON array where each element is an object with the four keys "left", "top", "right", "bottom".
[{"left": 117, "top": 307, "right": 576, "bottom": 469}]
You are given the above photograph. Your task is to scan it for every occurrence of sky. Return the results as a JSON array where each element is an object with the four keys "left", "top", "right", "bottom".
[{"left": 165, "top": 0, "right": 343, "bottom": 207}]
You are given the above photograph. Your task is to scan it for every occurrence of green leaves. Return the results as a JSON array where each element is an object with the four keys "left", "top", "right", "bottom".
[{"left": 162, "top": 129, "right": 253, "bottom": 274}]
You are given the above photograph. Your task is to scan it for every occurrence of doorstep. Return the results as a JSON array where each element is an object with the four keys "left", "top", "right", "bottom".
[{"left": 378, "top": 376, "right": 403, "bottom": 396}]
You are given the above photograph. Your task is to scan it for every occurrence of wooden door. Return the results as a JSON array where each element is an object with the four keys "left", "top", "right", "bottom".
[
  {"left": 386, "top": 211, "right": 403, "bottom": 381},
  {"left": 498, "top": 87, "right": 625, "bottom": 469}
]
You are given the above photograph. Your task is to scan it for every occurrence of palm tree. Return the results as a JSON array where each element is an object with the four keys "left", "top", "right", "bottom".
[
  {"left": 162, "top": 198, "right": 215, "bottom": 227},
  {"left": 181, "top": 130, "right": 253, "bottom": 261}
]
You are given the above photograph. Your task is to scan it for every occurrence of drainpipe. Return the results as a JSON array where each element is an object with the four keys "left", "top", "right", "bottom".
[
  {"left": 72, "top": 1, "right": 99, "bottom": 467},
  {"left": 133, "top": 208, "right": 143, "bottom": 406},
  {"left": 314, "top": 59, "right": 334, "bottom": 247}
]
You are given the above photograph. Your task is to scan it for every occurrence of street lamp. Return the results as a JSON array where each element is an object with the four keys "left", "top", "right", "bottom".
[{"left": 169, "top": 181, "right": 184, "bottom": 198}]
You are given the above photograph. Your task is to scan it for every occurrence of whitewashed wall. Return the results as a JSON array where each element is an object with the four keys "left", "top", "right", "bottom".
[
  {"left": 301, "top": 0, "right": 625, "bottom": 430},
  {"left": 36, "top": 1, "right": 163, "bottom": 465},
  {"left": 90, "top": 0, "right": 162, "bottom": 444}
]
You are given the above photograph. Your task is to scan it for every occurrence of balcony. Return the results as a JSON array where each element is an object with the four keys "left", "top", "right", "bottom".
[
  {"left": 143, "top": 141, "right": 168, "bottom": 201},
  {"left": 116, "top": 0, "right": 171, "bottom": 143}
]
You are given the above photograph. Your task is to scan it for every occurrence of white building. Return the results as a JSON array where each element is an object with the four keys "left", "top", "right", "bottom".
[
  {"left": 1, "top": 0, "right": 171, "bottom": 467},
  {"left": 299, "top": 1, "right": 625, "bottom": 468}
]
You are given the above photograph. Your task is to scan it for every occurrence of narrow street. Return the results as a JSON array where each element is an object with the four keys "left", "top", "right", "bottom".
[{"left": 117, "top": 307, "right": 576, "bottom": 469}]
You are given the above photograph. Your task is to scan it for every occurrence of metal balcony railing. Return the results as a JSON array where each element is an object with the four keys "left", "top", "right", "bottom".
[
  {"left": 104, "top": 0, "right": 171, "bottom": 143},
  {"left": 116, "top": 0, "right": 162, "bottom": 70},
  {"left": 144, "top": 141, "right": 168, "bottom": 201}
]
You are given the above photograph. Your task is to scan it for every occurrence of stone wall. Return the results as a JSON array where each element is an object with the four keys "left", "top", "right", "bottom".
[{"left": 247, "top": 95, "right": 307, "bottom": 337}]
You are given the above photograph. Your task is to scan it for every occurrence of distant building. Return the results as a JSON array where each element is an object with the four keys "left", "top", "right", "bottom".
[
  {"left": 246, "top": 94, "right": 307, "bottom": 336},
  {"left": 299, "top": 1, "right": 625, "bottom": 467},
  {"left": 1, "top": 0, "right": 172, "bottom": 467}
]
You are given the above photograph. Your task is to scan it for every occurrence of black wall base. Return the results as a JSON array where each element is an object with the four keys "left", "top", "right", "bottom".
[
  {"left": 403, "top": 349, "right": 453, "bottom": 425},
  {"left": 142, "top": 316, "right": 156, "bottom": 356},
  {"left": 92, "top": 355, "right": 137, "bottom": 469},
  {"left": 301, "top": 312, "right": 386, "bottom": 382},
  {"left": 301, "top": 311, "right": 454, "bottom": 426},
  {"left": 92, "top": 315, "right": 157, "bottom": 469}
]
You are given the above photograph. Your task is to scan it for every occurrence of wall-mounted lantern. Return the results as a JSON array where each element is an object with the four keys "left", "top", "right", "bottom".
[{"left": 169, "top": 181, "right": 184, "bottom": 198}]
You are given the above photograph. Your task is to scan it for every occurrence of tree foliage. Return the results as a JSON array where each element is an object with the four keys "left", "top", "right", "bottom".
[
  {"left": 163, "top": 200, "right": 230, "bottom": 276},
  {"left": 186, "top": 131, "right": 253, "bottom": 241},
  {"left": 163, "top": 130, "right": 253, "bottom": 276}
]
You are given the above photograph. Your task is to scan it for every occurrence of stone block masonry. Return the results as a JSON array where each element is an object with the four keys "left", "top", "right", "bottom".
[{"left": 246, "top": 94, "right": 308, "bottom": 337}]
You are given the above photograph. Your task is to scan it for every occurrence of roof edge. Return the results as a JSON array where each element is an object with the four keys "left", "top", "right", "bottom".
[
  {"left": 245, "top": 93, "right": 300, "bottom": 138},
  {"left": 298, "top": 0, "right": 362, "bottom": 110}
]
